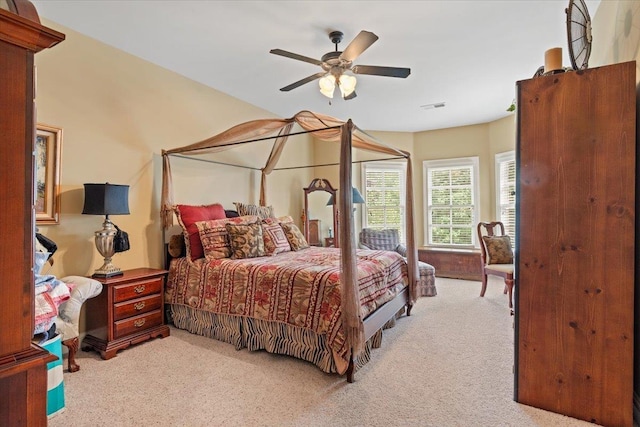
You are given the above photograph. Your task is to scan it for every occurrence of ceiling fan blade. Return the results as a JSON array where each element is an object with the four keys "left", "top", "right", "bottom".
[
  {"left": 340, "top": 30, "right": 378, "bottom": 62},
  {"left": 344, "top": 91, "right": 357, "bottom": 101},
  {"left": 279, "top": 72, "right": 326, "bottom": 92},
  {"left": 270, "top": 49, "right": 322, "bottom": 66},
  {"left": 352, "top": 65, "right": 411, "bottom": 78}
]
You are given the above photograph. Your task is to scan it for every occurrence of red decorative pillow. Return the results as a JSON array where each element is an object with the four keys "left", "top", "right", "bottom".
[{"left": 175, "top": 203, "right": 226, "bottom": 261}]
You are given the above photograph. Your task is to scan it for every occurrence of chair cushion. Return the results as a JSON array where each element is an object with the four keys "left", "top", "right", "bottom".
[
  {"left": 482, "top": 235, "right": 514, "bottom": 264},
  {"left": 486, "top": 263, "right": 515, "bottom": 274}
]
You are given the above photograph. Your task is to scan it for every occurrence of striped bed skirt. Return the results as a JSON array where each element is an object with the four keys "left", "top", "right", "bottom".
[{"left": 169, "top": 304, "right": 399, "bottom": 376}]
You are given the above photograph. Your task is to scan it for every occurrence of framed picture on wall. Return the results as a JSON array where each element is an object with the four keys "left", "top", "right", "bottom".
[{"left": 35, "top": 123, "right": 62, "bottom": 225}]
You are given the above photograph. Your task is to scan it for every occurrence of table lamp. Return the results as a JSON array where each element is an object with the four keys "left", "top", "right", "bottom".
[
  {"left": 326, "top": 187, "right": 365, "bottom": 206},
  {"left": 82, "top": 183, "right": 129, "bottom": 277}
]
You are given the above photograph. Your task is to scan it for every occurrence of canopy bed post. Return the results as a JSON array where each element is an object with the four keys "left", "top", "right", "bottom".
[
  {"left": 402, "top": 150, "right": 418, "bottom": 308},
  {"left": 339, "top": 120, "right": 365, "bottom": 382}
]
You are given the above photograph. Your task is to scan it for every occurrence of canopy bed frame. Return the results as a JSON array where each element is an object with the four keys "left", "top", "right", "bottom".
[{"left": 161, "top": 110, "right": 419, "bottom": 382}]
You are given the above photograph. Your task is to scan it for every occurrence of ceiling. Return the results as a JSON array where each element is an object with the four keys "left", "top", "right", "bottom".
[{"left": 32, "top": 0, "right": 600, "bottom": 133}]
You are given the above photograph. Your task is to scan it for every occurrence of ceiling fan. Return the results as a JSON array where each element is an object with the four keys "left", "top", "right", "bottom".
[{"left": 270, "top": 30, "right": 411, "bottom": 100}]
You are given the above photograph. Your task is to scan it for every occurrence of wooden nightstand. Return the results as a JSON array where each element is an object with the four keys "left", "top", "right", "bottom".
[
  {"left": 82, "top": 268, "right": 170, "bottom": 360},
  {"left": 324, "top": 237, "right": 335, "bottom": 247}
]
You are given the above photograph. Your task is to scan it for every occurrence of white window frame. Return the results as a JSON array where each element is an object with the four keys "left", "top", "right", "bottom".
[
  {"left": 423, "top": 156, "right": 480, "bottom": 248},
  {"left": 361, "top": 161, "right": 407, "bottom": 242},
  {"left": 495, "top": 151, "right": 516, "bottom": 241}
]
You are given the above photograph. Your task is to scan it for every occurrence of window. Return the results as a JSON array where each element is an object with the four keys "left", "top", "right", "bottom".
[
  {"left": 495, "top": 151, "right": 516, "bottom": 241},
  {"left": 423, "top": 157, "right": 480, "bottom": 247},
  {"left": 362, "top": 162, "right": 406, "bottom": 241}
]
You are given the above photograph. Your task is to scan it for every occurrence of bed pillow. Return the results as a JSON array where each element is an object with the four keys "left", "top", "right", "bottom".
[
  {"left": 175, "top": 203, "right": 226, "bottom": 261},
  {"left": 225, "top": 222, "right": 265, "bottom": 259},
  {"left": 197, "top": 215, "right": 259, "bottom": 260},
  {"left": 262, "top": 218, "right": 291, "bottom": 256},
  {"left": 234, "top": 202, "right": 276, "bottom": 220},
  {"left": 280, "top": 222, "right": 309, "bottom": 251},
  {"left": 482, "top": 235, "right": 514, "bottom": 264}
]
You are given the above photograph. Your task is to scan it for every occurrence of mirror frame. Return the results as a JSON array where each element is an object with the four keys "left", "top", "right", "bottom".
[{"left": 303, "top": 178, "right": 338, "bottom": 248}]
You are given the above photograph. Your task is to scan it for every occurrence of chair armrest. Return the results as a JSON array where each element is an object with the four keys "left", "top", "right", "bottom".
[
  {"left": 55, "top": 276, "right": 103, "bottom": 340},
  {"left": 394, "top": 244, "right": 407, "bottom": 258}
]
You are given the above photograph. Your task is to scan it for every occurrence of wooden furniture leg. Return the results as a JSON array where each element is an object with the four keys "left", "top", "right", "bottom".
[
  {"left": 62, "top": 337, "right": 80, "bottom": 372},
  {"left": 505, "top": 278, "right": 514, "bottom": 309},
  {"left": 346, "top": 357, "right": 355, "bottom": 383},
  {"left": 480, "top": 273, "right": 488, "bottom": 297}
]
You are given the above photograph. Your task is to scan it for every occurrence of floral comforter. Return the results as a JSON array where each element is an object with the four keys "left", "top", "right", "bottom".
[{"left": 166, "top": 246, "right": 408, "bottom": 359}]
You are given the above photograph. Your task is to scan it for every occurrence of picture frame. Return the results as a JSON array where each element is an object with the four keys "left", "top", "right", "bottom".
[{"left": 35, "top": 123, "right": 62, "bottom": 225}]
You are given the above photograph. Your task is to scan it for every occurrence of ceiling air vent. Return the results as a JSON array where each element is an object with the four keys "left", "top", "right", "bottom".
[{"left": 420, "top": 102, "right": 446, "bottom": 110}]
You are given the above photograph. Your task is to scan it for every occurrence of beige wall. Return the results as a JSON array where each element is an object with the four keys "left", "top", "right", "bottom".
[
  {"left": 414, "top": 122, "right": 498, "bottom": 245},
  {"left": 35, "top": 20, "right": 312, "bottom": 279}
]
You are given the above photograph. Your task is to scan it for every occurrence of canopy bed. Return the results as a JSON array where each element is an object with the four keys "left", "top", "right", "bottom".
[{"left": 161, "top": 110, "right": 420, "bottom": 382}]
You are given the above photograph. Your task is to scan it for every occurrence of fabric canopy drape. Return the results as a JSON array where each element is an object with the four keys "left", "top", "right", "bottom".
[{"left": 161, "top": 110, "right": 419, "bottom": 358}]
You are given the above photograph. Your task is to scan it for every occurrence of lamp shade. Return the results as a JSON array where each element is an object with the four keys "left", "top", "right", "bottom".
[
  {"left": 82, "top": 183, "right": 130, "bottom": 216},
  {"left": 326, "top": 187, "right": 365, "bottom": 206}
]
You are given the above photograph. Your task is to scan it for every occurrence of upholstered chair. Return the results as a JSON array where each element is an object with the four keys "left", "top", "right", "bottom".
[
  {"left": 55, "top": 276, "right": 103, "bottom": 372},
  {"left": 358, "top": 228, "right": 437, "bottom": 297}
]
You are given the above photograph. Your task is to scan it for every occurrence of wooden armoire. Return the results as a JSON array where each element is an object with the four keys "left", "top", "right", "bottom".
[
  {"left": 515, "top": 61, "right": 636, "bottom": 426},
  {"left": 0, "top": 1, "right": 64, "bottom": 425}
]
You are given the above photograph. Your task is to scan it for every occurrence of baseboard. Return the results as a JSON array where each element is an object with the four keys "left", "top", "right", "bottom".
[{"left": 634, "top": 391, "right": 640, "bottom": 427}]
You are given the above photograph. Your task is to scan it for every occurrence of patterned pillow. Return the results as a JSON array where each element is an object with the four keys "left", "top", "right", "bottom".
[
  {"left": 197, "top": 215, "right": 259, "bottom": 260},
  {"left": 174, "top": 203, "right": 227, "bottom": 261},
  {"left": 234, "top": 202, "right": 275, "bottom": 220},
  {"left": 482, "top": 235, "right": 514, "bottom": 264},
  {"left": 280, "top": 222, "right": 309, "bottom": 251},
  {"left": 262, "top": 218, "right": 291, "bottom": 256},
  {"left": 226, "top": 222, "right": 265, "bottom": 259}
]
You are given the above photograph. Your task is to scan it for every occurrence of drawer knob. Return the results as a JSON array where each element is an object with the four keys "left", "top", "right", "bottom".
[
  {"left": 134, "top": 301, "right": 146, "bottom": 310},
  {"left": 134, "top": 285, "right": 146, "bottom": 294},
  {"left": 134, "top": 319, "right": 146, "bottom": 328}
]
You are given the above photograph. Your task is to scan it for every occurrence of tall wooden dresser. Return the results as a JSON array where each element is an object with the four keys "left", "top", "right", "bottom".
[
  {"left": 515, "top": 61, "right": 636, "bottom": 426},
  {"left": 0, "top": 1, "right": 64, "bottom": 425}
]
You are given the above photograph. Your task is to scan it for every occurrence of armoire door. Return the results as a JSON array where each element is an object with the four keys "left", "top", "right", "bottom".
[{"left": 515, "top": 61, "right": 636, "bottom": 427}]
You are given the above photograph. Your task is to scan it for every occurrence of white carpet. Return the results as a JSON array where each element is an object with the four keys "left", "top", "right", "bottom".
[{"left": 49, "top": 277, "right": 595, "bottom": 427}]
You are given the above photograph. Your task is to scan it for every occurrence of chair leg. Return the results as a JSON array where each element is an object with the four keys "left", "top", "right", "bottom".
[
  {"left": 480, "top": 273, "right": 488, "bottom": 297},
  {"left": 62, "top": 336, "right": 80, "bottom": 373},
  {"left": 505, "top": 278, "right": 514, "bottom": 309}
]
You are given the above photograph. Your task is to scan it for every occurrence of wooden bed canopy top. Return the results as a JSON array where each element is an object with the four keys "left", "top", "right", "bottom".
[{"left": 160, "top": 110, "right": 419, "bottom": 358}]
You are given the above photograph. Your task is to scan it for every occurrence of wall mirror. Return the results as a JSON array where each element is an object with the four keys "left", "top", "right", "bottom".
[{"left": 303, "top": 178, "right": 338, "bottom": 247}]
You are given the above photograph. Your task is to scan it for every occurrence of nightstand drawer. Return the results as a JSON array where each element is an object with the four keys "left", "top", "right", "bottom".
[
  {"left": 113, "top": 277, "right": 163, "bottom": 303},
  {"left": 114, "top": 310, "right": 162, "bottom": 339},
  {"left": 113, "top": 294, "right": 162, "bottom": 321}
]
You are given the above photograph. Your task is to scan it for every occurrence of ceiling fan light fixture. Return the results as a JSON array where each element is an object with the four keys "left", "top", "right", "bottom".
[
  {"left": 319, "top": 74, "right": 336, "bottom": 98},
  {"left": 338, "top": 74, "right": 357, "bottom": 98}
]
